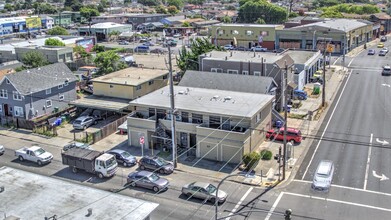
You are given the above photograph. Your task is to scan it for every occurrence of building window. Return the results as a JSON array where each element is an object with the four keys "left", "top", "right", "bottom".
[
  {"left": 13, "top": 91, "right": 22, "bottom": 101},
  {"left": 242, "top": 71, "right": 249, "bottom": 75},
  {"left": 58, "top": 84, "right": 63, "bottom": 89},
  {"left": 46, "top": 88, "right": 51, "bottom": 95},
  {"left": 181, "top": 112, "right": 189, "bottom": 122},
  {"left": 218, "top": 29, "right": 224, "bottom": 35},
  {"left": 148, "top": 80, "right": 154, "bottom": 85},
  {"left": 0, "top": 89, "right": 8, "bottom": 99},
  {"left": 46, "top": 100, "right": 52, "bottom": 108},
  {"left": 231, "top": 30, "right": 239, "bottom": 35},
  {"left": 256, "top": 112, "right": 261, "bottom": 122},
  {"left": 227, "top": 69, "right": 238, "bottom": 74},
  {"left": 64, "top": 80, "right": 69, "bottom": 86},
  {"left": 211, "top": 68, "right": 223, "bottom": 73},
  {"left": 261, "top": 31, "right": 269, "bottom": 36},
  {"left": 59, "top": 94, "right": 64, "bottom": 101},
  {"left": 254, "top": 71, "right": 261, "bottom": 76},
  {"left": 136, "top": 85, "right": 142, "bottom": 90},
  {"left": 209, "top": 116, "right": 221, "bottom": 128},
  {"left": 192, "top": 113, "right": 203, "bottom": 124},
  {"left": 0, "top": 105, "right": 2, "bottom": 112},
  {"left": 246, "top": 30, "right": 254, "bottom": 36},
  {"left": 6, "top": 78, "right": 10, "bottom": 84},
  {"left": 14, "top": 106, "right": 24, "bottom": 117},
  {"left": 110, "top": 84, "right": 114, "bottom": 88},
  {"left": 163, "top": 74, "right": 168, "bottom": 80}
]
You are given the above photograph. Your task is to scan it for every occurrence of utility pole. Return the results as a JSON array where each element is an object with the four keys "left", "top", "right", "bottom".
[
  {"left": 322, "top": 40, "right": 327, "bottom": 107},
  {"left": 168, "top": 45, "right": 177, "bottom": 168},
  {"left": 282, "top": 60, "right": 288, "bottom": 181}
]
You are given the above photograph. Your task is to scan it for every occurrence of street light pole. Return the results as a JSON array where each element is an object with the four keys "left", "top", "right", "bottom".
[
  {"left": 168, "top": 45, "right": 177, "bottom": 168},
  {"left": 322, "top": 37, "right": 327, "bottom": 107},
  {"left": 282, "top": 61, "right": 288, "bottom": 181},
  {"left": 215, "top": 173, "right": 246, "bottom": 220}
]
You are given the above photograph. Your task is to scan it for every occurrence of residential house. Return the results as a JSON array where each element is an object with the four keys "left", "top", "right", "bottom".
[
  {"left": 15, "top": 46, "right": 74, "bottom": 64},
  {"left": 49, "top": 13, "right": 72, "bottom": 27},
  {"left": 70, "top": 67, "right": 168, "bottom": 113},
  {"left": 198, "top": 50, "right": 295, "bottom": 111},
  {"left": 369, "top": 13, "right": 391, "bottom": 36},
  {"left": 276, "top": 19, "right": 375, "bottom": 54},
  {"left": 160, "top": 15, "right": 186, "bottom": 26},
  {"left": 127, "top": 86, "right": 274, "bottom": 164},
  {"left": 209, "top": 23, "right": 285, "bottom": 50},
  {"left": 0, "top": 63, "right": 77, "bottom": 120},
  {"left": 91, "top": 15, "right": 128, "bottom": 24}
]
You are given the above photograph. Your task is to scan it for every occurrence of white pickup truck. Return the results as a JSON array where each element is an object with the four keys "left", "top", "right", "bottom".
[{"left": 15, "top": 146, "right": 53, "bottom": 166}]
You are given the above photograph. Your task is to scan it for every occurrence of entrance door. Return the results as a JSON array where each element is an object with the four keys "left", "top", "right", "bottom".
[
  {"left": 189, "top": 133, "right": 197, "bottom": 156},
  {"left": 3, "top": 104, "right": 9, "bottom": 116}
]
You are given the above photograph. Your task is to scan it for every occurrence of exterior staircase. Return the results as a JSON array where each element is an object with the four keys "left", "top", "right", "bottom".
[{"left": 155, "top": 121, "right": 187, "bottom": 157}]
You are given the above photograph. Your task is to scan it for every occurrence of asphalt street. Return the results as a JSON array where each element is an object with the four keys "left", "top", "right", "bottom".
[{"left": 0, "top": 132, "right": 278, "bottom": 220}]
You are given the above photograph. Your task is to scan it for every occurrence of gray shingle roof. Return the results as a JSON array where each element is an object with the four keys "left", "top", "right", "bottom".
[
  {"left": 5, "top": 63, "right": 77, "bottom": 95},
  {"left": 179, "top": 70, "right": 277, "bottom": 94}
]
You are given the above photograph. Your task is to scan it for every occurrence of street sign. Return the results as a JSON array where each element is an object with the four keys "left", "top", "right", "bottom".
[
  {"left": 326, "top": 44, "right": 334, "bottom": 53},
  {"left": 139, "top": 136, "right": 145, "bottom": 145}
]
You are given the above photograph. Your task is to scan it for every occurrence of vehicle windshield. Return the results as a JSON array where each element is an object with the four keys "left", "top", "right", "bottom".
[
  {"left": 149, "top": 173, "right": 160, "bottom": 182},
  {"left": 74, "top": 120, "right": 82, "bottom": 124},
  {"left": 121, "top": 151, "right": 131, "bottom": 158},
  {"left": 206, "top": 184, "right": 217, "bottom": 194},
  {"left": 155, "top": 158, "right": 168, "bottom": 166},
  {"left": 34, "top": 148, "right": 45, "bottom": 156},
  {"left": 105, "top": 157, "right": 117, "bottom": 168}
]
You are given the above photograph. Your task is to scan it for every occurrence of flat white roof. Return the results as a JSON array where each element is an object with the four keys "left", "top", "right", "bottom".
[
  {"left": 130, "top": 86, "right": 274, "bottom": 117},
  {"left": 0, "top": 166, "right": 159, "bottom": 220},
  {"left": 80, "top": 22, "right": 132, "bottom": 29}
]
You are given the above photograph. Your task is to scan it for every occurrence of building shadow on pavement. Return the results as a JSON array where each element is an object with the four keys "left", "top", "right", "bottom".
[{"left": 52, "top": 167, "right": 110, "bottom": 184}]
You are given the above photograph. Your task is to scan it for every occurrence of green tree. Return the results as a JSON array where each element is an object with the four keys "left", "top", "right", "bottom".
[
  {"left": 94, "top": 50, "right": 127, "bottom": 75},
  {"left": 167, "top": 5, "right": 179, "bottom": 15},
  {"left": 167, "top": 0, "right": 184, "bottom": 10},
  {"left": 33, "top": 3, "right": 57, "bottom": 14},
  {"left": 22, "top": 51, "right": 50, "bottom": 68},
  {"left": 92, "top": 45, "right": 105, "bottom": 53},
  {"left": 188, "top": 0, "right": 206, "bottom": 7},
  {"left": 47, "top": 26, "right": 69, "bottom": 35},
  {"left": 242, "top": 152, "right": 261, "bottom": 171},
  {"left": 73, "top": 45, "right": 92, "bottom": 63},
  {"left": 80, "top": 7, "right": 100, "bottom": 21},
  {"left": 177, "top": 37, "right": 224, "bottom": 73},
  {"left": 64, "top": 0, "right": 83, "bottom": 11},
  {"left": 238, "top": 0, "right": 287, "bottom": 24},
  {"left": 155, "top": 5, "right": 168, "bottom": 14},
  {"left": 225, "top": 5, "right": 236, "bottom": 10},
  {"left": 138, "top": 0, "right": 159, "bottom": 6},
  {"left": 45, "top": 38, "right": 66, "bottom": 46},
  {"left": 222, "top": 15, "right": 232, "bottom": 23},
  {"left": 182, "top": 21, "right": 190, "bottom": 27},
  {"left": 4, "top": 3, "right": 13, "bottom": 11},
  {"left": 23, "top": 0, "right": 32, "bottom": 9}
]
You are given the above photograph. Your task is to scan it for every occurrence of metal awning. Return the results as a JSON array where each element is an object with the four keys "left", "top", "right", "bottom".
[{"left": 69, "top": 95, "right": 131, "bottom": 112}]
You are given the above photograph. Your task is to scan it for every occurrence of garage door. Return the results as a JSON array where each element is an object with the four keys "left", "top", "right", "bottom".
[
  {"left": 199, "top": 142, "right": 218, "bottom": 161},
  {"left": 222, "top": 145, "right": 242, "bottom": 164}
]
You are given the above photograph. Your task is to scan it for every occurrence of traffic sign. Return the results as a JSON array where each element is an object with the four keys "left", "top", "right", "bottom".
[{"left": 139, "top": 136, "right": 145, "bottom": 145}]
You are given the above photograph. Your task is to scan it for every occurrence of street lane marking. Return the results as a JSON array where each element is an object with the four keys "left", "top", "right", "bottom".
[
  {"left": 293, "top": 179, "right": 391, "bottom": 197},
  {"left": 264, "top": 192, "right": 284, "bottom": 220},
  {"left": 283, "top": 192, "right": 391, "bottom": 212},
  {"left": 301, "top": 70, "right": 353, "bottom": 180},
  {"left": 348, "top": 58, "right": 354, "bottom": 67},
  {"left": 226, "top": 187, "right": 253, "bottom": 220},
  {"left": 364, "top": 133, "right": 373, "bottom": 190}
]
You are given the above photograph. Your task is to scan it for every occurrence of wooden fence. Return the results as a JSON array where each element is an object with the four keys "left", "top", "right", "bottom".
[{"left": 90, "top": 116, "right": 128, "bottom": 144}]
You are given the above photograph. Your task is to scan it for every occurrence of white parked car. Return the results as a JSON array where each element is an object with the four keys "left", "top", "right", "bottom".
[
  {"left": 251, "top": 46, "right": 267, "bottom": 52},
  {"left": 15, "top": 146, "right": 53, "bottom": 166},
  {"left": 0, "top": 145, "right": 4, "bottom": 155},
  {"left": 223, "top": 44, "right": 235, "bottom": 50},
  {"left": 312, "top": 160, "right": 334, "bottom": 191}
]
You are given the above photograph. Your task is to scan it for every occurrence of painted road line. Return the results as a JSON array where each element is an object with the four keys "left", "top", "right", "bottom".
[
  {"left": 333, "top": 56, "right": 341, "bottom": 65},
  {"left": 283, "top": 192, "right": 391, "bottom": 212},
  {"left": 301, "top": 70, "right": 353, "bottom": 180},
  {"left": 364, "top": 133, "right": 373, "bottom": 190},
  {"left": 264, "top": 192, "right": 284, "bottom": 220},
  {"left": 348, "top": 58, "right": 354, "bottom": 67},
  {"left": 293, "top": 179, "right": 391, "bottom": 197},
  {"left": 226, "top": 187, "right": 253, "bottom": 220}
]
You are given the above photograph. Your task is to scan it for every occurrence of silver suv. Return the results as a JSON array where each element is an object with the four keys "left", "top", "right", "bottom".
[
  {"left": 312, "top": 160, "right": 334, "bottom": 191},
  {"left": 382, "top": 65, "right": 391, "bottom": 76},
  {"left": 72, "top": 116, "right": 96, "bottom": 130}
]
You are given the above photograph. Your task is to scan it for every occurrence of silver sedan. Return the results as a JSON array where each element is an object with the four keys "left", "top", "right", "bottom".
[{"left": 181, "top": 182, "right": 227, "bottom": 204}]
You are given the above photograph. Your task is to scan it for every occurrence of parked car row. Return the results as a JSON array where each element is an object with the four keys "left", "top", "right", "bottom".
[{"left": 222, "top": 45, "right": 267, "bottom": 52}]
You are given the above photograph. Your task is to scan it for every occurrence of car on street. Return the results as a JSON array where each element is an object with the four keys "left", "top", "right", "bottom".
[
  {"left": 107, "top": 149, "right": 137, "bottom": 167},
  {"left": 181, "top": 182, "right": 227, "bottom": 204},
  {"left": 235, "top": 46, "right": 248, "bottom": 51},
  {"left": 379, "top": 50, "right": 387, "bottom": 56},
  {"left": 312, "top": 160, "right": 334, "bottom": 191},
  {"left": 163, "top": 40, "right": 177, "bottom": 47},
  {"left": 118, "top": 40, "right": 129, "bottom": 45},
  {"left": 382, "top": 65, "right": 391, "bottom": 76},
  {"left": 223, "top": 44, "right": 235, "bottom": 50},
  {"left": 173, "top": 33, "right": 182, "bottom": 38},
  {"left": 134, "top": 45, "right": 150, "bottom": 53},
  {"left": 15, "top": 146, "right": 53, "bottom": 166},
  {"left": 138, "top": 156, "right": 174, "bottom": 174},
  {"left": 139, "top": 38, "right": 151, "bottom": 43},
  {"left": 0, "top": 145, "right": 4, "bottom": 155},
  {"left": 381, "top": 47, "right": 389, "bottom": 53},
  {"left": 72, "top": 116, "right": 97, "bottom": 130},
  {"left": 266, "top": 127, "right": 302, "bottom": 144},
  {"left": 250, "top": 46, "right": 267, "bottom": 52},
  {"left": 377, "top": 43, "right": 385, "bottom": 48},
  {"left": 367, "top": 49, "right": 375, "bottom": 55},
  {"left": 63, "top": 142, "right": 91, "bottom": 151},
  {"left": 381, "top": 36, "right": 387, "bottom": 42},
  {"left": 127, "top": 170, "right": 169, "bottom": 192}
]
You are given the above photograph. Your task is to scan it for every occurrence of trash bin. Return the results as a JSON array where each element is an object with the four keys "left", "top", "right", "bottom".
[
  {"left": 313, "top": 82, "right": 321, "bottom": 95},
  {"left": 276, "top": 120, "right": 283, "bottom": 128}
]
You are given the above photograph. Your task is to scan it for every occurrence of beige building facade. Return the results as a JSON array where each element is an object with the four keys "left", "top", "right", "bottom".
[{"left": 127, "top": 86, "right": 274, "bottom": 164}]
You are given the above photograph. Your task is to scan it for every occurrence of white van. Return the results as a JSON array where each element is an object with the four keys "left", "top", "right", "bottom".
[{"left": 312, "top": 160, "right": 334, "bottom": 191}]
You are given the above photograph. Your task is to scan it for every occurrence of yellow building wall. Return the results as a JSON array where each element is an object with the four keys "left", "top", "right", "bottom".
[{"left": 93, "top": 82, "right": 134, "bottom": 99}]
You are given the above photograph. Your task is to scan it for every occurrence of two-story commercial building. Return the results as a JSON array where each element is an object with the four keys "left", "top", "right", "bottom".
[
  {"left": 276, "top": 19, "right": 374, "bottom": 54},
  {"left": 15, "top": 46, "right": 74, "bottom": 63},
  {"left": 209, "top": 23, "right": 284, "bottom": 50},
  {"left": 127, "top": 86, "right": 274, "bottom": 164},
  {"left": 0, "top": 63, "right": 77, "bottom": 120},
  {"left": 70, "top": 67, "right": 168, "bottom": 113},
  {"left": 198, "top": 50, "right": 295, "bottom": 111}
]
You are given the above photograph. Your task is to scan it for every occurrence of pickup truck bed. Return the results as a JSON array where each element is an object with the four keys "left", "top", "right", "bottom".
[{"left": 62, "top": 148, "right": 102, "bottom": 173}]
